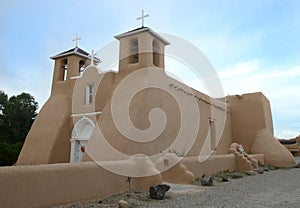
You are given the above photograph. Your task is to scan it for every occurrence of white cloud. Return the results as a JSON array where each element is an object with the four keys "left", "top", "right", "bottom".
[
  {"left": 218, "top": 59, "right": 263, "bottom": 79},
  {"left": 177, "top": 59, "right": 300, "bottom": 138},
  {"left": 275, "top": 130, "right": 300, "bottom": 139}
]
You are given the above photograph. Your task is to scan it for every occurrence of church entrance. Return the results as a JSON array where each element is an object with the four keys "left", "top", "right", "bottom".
[{"left": 70, "top": 116, "right": 95, "bottom": 163}]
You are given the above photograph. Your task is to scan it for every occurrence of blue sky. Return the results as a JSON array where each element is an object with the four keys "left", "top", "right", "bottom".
[{"left": 1, "top": 0, "right": 299, "bottom": 138}]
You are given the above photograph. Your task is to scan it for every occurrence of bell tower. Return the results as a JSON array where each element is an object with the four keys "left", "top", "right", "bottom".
[
  {"left": 50, "top": 34, "right": 99, "bottom": 94},
  {"left": 114, "top": 10, "right": 170, "bottom": 73}
]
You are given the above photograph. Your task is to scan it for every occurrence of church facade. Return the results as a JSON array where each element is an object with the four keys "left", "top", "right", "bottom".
[{"left": 16, "top": 26, "right": 295, "bottom": 173}]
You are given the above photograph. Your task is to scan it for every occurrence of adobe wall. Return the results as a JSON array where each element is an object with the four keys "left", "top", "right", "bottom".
[
  {"left": 182, "top": 154, "right": 236, "bottom": 178},
  {"left": 215, "top": 111, "right": 233, "bottom": 154},
  {"left": 227, "top": 92, "right": 295, "bottom": 167},
  {"left": 251, "top": 128, "right": 295, "bottom": 167},
  {"left": 17, "top": 66, "right": 118, "bottom": 165},
  {"left": 16, "top": 80, "right": 75, "bottom": 165},
  {"left": 226, "top": 92, "right": 273, "bottom": 151},
  {"left": 85, "top": 68, "right": 232, "bottom": 162},
  {"left": 186, "top": 89, "right": 232, "bottom": 156},
  {"left": 0, "top": 162, "right": 161, "bottom": 208}
]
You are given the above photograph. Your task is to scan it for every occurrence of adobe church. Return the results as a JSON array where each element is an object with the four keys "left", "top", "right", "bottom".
[{"left": 16, "top": 13, "right": 295, "bottom": 174}]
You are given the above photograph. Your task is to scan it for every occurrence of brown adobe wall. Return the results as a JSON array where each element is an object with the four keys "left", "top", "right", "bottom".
[
  {"left": 85, "top": 68, "right": 232, "bottom": 161},
  {"left": 182, "top": 154, "right": 236, "bottom": 178},
  {"left": 16, "top": 80, "right": 75, "bottom": 165},
  {"left": 186, "top": 91, "right": 232, "bottom": 156},
  {"left": 251, "top": 128, "right": 295, "bottom": 167},
  {"left": 17, "top": 66, "right": 118, "bottom": 165},
  {"left": 72, "top": 67, "right": 117, "bottom": 115},
  {"left": 213, "top": 101, "right": 233, "bottom": 154},
  {"left": 0, "top": 162, "right": 162, "bottom": 208},
  {"left": 227, "top": 92, "right": 273, "bottom": 150},
  {"left": 227, "top": 92, "right": 295, "bottom": 167}
]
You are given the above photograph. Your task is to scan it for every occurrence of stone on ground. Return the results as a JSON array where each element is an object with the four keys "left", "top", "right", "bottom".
[
  {"left": 149, "top": 184, "right": 171, "bottom": 200},
  {"left": 118, "top": 200, "right": 129, "bottom": 208}
]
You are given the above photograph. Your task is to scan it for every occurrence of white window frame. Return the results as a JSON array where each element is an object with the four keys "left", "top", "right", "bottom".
[{"left": 85, "top": 83, "right": 94, "bottom": 105}]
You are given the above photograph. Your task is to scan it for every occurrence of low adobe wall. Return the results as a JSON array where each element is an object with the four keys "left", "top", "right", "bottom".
[
  {"left": 248, "top": 154, "right": 264, "bottom": 165},
  {"left": 0, "top": 162, "right": 161, "bottom": 208},
  {"left": 182, "top": 154, "right": 237, "bottom": 178},
  {"left": 182, "top": 153, "right": 265, "bottom": 179}
]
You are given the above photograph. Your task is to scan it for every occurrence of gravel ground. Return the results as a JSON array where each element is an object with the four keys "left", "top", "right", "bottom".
[{"left": 58, "top": 159, "right": 300, "bottom": 208}]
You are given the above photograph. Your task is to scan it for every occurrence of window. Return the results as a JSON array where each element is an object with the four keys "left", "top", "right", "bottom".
[
  {"left": 129, "top": 38, "right": 139, "bottom": 64},
  {"left": 79, "top": 60, "right": 85, "bottom": 73},
  {"left": 152, "top": 39, "right": 159, "bottom": 66},
  {"left": 85, "top": 84, "right": 94, "bottom": 105},
  {"left": 209, "top": 118, "right": 216, "bottom": 150},
  {"left": 61, "top": 59, "right": 68, "bottom": 81}
]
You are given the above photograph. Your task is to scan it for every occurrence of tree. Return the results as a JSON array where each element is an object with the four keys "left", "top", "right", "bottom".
[
  {"left": 0, "top": 91, "right": 8, "bottom": 142},
  {"left": 0, "top": 90, "right": 38, "bottom": 166},
  {"left": 4, "top": 93, "right": 38, "bottom": 143}
]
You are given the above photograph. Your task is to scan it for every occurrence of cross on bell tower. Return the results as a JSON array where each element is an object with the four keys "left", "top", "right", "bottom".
[
  {"left": 136, "top": 9, "right": 149, "bottom": 27},
  {"left": 115, "top": 12, "right": 170, "bottom": 73},
  {"left": 72, "top": 33, "right": 82, "bottom": 47},
  {"left": 50, "top": 33, "right": 90, "bottom": 93}
]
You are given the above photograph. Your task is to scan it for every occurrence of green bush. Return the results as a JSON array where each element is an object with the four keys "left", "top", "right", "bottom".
[{"left": 0, "top": 140, "right": 23, "bottom": 166}]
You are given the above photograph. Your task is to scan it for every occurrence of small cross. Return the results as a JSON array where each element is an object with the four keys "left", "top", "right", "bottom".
[
  {"left": 89, "top": 49, "right": 101, "bottom": 66},
  {"left": 72, "top": 33, "right": 82, "bottom": 47},
  {"left": 136, "top": 9, "right": 149, "bottom": 27}
]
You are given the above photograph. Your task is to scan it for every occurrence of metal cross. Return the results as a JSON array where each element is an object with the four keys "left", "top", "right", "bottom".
[
  {"left": 136, "top": 9, "right": 149, "bottom": 27},
  {"left": 72, "top": 33, "right": 82, "bottom": 47}
]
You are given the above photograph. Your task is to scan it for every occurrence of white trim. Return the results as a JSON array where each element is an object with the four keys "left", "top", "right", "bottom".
[
  {"left": 70, "top": 75, "right": 82, "bottom": 79},
  {"left": 71, "top": 111, "right": 102, "bottom": 117}
]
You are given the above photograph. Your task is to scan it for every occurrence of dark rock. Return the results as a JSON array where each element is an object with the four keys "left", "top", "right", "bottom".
[
  {"left": 221, "top": 176, "right": 229, "bottom": 182},
  {"left": 295, "top": 163, "right": 300, "bottom": 168},
  {"left": 257, "top": 169, "right": 264, "bottom": 174},
  {"left": 201, "top": 177, "right": 214, "bottom": 186},
  {"left": 231, "top": 173, "right": 243, "bottom": 179},
  {"left": 263, "top": 167, "right": 269, "bottom": 172},
  {"left": 149, "top": 184, "right": 170, "bottom": 200}
]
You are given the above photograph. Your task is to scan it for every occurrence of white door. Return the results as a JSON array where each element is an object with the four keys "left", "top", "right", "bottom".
[
  {"left": 74, "top": 140, "right": 81, "bottom": 162},
  {"left": 70, "top": 117, "right": 95, "bottom": 163}
]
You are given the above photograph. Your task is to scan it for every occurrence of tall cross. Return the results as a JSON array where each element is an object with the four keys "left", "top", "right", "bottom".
[
  {"left": 72, "top": 33, "right": 82, "bottom": 47},
  {"left": 136, "top": 9, "right": 149, "bottom": 27}
]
